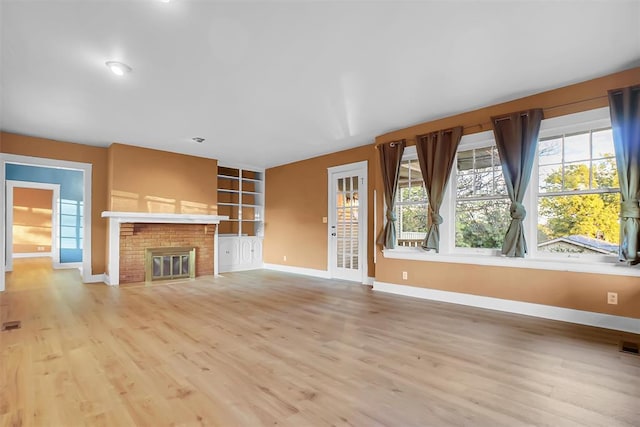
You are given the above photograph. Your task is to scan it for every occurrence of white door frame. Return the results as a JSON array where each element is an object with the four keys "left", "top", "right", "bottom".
[
  {"left": 5, "top": 180, "right": 61, "bottom": 271},
  {"left": 327, "top": 160, "right": 368, "bottom": 284},
  {"left": 0, "top": 153, "right": 94, "bottom": 292}
]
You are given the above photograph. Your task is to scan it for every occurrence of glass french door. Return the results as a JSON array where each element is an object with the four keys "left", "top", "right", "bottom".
[{"left": 328, "top": 162, "right": 367, "bottom": 282}]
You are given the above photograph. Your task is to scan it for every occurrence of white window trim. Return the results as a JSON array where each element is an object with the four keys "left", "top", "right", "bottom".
[
  {"left": 384, "top": 107, "right": 640, "bottom": 277},
  {"left": 383, "top": 247, "right": 640, "bottom": 277}
]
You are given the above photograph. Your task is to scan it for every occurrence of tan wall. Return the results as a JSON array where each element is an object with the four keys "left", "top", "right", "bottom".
[
  {"left": 376, "top": 259, "right": 640, "bottom": 319},
  {"left": 373, "top": 67, "right": 640, "bottom": 319},
  {"left": 1, "top": 132, "right": 108, "bottom": 274},
  {"left": 12, "top": 187, "right": 53, "bottom": 253},
  {"left": 107, "top": 143, "right": 218, "bottom": 215},
  {"left": 265, "top": 145, "right": 377, "bottom": 276}
]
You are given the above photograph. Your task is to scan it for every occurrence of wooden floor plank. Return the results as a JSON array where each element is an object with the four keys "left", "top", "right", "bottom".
[{"left": 1, "top": 259, "right": 639, "bottom": 426}]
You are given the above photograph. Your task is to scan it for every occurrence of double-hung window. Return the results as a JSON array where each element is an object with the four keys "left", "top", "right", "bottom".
[
  {"left": 453, "top": 137, "right": 509, "bottom": 253},
  {"left": 534, "top": 111, "right": 619, "bottom": 260},
  {"left": 394, "top": 147, "right": 428, "bottom": 247}
]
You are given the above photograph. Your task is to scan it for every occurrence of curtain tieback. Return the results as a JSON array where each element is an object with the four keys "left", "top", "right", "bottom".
[
  {"left": 386, "top": 209, "right": 397, "bottom": 222},
  {"left": 430, "top": 212, "right": 443, "bottom": 225},
  {"left": 510, "top": 202, "right": 526, "bottom": 220},
  {"left": 621, "top": 200, "right": 640, "bottom": 219}
]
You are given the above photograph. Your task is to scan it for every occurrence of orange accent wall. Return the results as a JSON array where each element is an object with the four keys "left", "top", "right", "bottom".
[
  {"left": 1, "top": 132, "right": 108, "bottom": 274},
  {"left": 371, "top": 67, "right": 640, "bottom": 319},
  {"left": 1, "top": 134, "right": 219, "bottom": 277},
  {"left": 376, "top": 67, "right": 640, "bottom": 145},
  {"left": 12, "top": 187, "right": 53, "bottom": 253},
  {"left": 264, "top": 144, "right": 377, "bottom": 276},
  {"left": 107, "top": 144, "right": 218, "bottom": 215}
]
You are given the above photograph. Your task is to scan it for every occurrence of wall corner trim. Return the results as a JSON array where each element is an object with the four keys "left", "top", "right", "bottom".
[
  {"left": 373, "top": 281, "right": 640, "bottom": 334},
  {"left": 263, "top": 263, "right": 331, "bottom": 279}
]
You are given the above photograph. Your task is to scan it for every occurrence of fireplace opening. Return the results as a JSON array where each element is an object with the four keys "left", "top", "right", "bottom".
[{"left": 145, "top": 247, "right": 196, "bottom": 282}]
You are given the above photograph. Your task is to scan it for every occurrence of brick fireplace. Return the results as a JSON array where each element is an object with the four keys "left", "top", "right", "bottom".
[
  {"left": 102, "top": 212, "right": 227, "bottom": 286},
  {"left": 119, "top": 223, "right": 214, "bottom": 284}
]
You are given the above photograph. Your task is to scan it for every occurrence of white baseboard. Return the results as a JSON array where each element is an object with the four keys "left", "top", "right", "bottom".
[
  {"left": 373, "top": 281, "right": 640, "bottom": 334},
  {"left": 13, "top": 252, "right": 52, "bottom": 259},
  {"left": 54, "top": 262, "right": 82, "bottom": 270},
  {"left": 219, "top": 263, "right": 265, "bottom": 274},
  {"left": 263, "top": 263, "right": 331, "bottom": 279},
  {"left": 84, "top": 273, "right": 107, "bottom": 284},
  {"left": 103, "top": 274, "right": 118, "bottom": 286}
]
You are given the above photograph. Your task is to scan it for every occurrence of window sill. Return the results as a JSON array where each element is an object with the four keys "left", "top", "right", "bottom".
[{"left": 382, "top": 247, "right": 640, "bottom": 277}]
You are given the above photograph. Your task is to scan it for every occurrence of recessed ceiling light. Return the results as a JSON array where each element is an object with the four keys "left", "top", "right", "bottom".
[
  {"left": 105, "top": 61, "right": 132, "bottom": 76},
  {"left": 192, "top": 137, "right": 205, "bottom": 143},
  {"left": 160, "top": 0, "right": 171, "bottom": 3}
]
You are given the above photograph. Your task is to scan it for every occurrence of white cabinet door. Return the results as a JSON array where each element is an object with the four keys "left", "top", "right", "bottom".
[
  {"left": 219, "top": 237, "right": 263, "bottom": 272},
  {"left": 240, "top": 238, "right": 253, "bottom": 265},
  {"left": 218, "top": 237, "right": 236, "bottom": 273},
  {"left": 251, "top": 239, "right": 263, "bottom": 266}
]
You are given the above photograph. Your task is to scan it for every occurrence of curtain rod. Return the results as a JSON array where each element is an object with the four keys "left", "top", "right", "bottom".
[
  {"left": 492, "top": 112, "right": 533, "bottom": 123},
  {"left": 376, "top": 94, "right": 609, "bottom": 146}
]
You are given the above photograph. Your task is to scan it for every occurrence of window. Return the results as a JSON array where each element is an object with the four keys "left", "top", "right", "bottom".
[
  {"left": 384, "top": 108, "right": 630, "bottom": 275},
  {"left": 454, "top": 145, "right": 509, "bottom": 250},
  {"left": 395, "top": 153, "right": 428, "bottom": 247},
  {"left": 60, "top": 199, "right": 83, "bottom": 250},
  {"left": 536, "top": 127, "right": 619, "bottom": 257}
]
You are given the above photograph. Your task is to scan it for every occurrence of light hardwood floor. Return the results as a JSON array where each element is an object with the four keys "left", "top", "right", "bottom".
[{"left": 1, "top": 258, "right": 639, "bottom": 426}]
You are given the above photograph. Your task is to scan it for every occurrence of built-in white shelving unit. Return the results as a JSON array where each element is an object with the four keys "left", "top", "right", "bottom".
[{"left": 216, "top": 166, "right": 264, "bottom": 272}]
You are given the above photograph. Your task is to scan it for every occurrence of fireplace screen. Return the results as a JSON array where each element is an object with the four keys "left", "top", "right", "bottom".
[{"left": 145, "top": 247, "right": 196, "bottom": 282}]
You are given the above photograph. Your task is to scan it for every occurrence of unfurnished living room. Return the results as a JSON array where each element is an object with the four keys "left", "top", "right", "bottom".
[{"left": 1, "top": 0, "right": 639, "bottom": 426}]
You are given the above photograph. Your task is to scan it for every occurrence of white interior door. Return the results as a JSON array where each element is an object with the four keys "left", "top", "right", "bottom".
[{"left": 328, "top": 161, "right": 367, "bottom": 283}]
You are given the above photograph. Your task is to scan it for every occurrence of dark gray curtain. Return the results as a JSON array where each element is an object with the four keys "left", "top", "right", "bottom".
[
  {"left": 416, "top": 127, "right": 463, "bottom": 252},
  {"left": 377, "top": 140, "right": 406, "bottom": 248},
  {"left": 491, "top": 109, "right": 543, "bottom": 257},
  {"left": 609, "top": 85, "right": 640, "bottom": 264}
]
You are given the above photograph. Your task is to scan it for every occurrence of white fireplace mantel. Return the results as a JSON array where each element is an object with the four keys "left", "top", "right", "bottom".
[
  {"left": 102, "top": 211, "right": 229, "bottom": 224},
  {"left": 102, "top": 211, "right": 229, "bottom": 286}
]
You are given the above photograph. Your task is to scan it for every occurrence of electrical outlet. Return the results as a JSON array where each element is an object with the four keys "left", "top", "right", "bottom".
[
  {"left": 607, "top": 292, "right": 618, "bottom": 305},
  {"left": 402, "top": 271, "right": 408, "bottom": 280},
  {"left": 283, "top": 255, "right": 287, "bottom": 262},
  {"left": 322, "top": 217, "right": 328, "bottom": 224},
  {"left": 37, "top": 246, "right": 45, "bottom": 251}
]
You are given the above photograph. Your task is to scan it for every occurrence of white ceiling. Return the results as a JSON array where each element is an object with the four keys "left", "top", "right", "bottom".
[{"left": 1, "top": 1, "right": 639, "bottom": 169}]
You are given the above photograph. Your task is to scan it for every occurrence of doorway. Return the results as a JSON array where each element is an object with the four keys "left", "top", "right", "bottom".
[
  {"left": 5, "top": 181, "right": 60, "bottom": 271},
  {"left": 0, "top": 154, "right": 94, "bottom": 292},
  {"left": 327, "top": 161, "right": 367, "bottom": 283}
]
